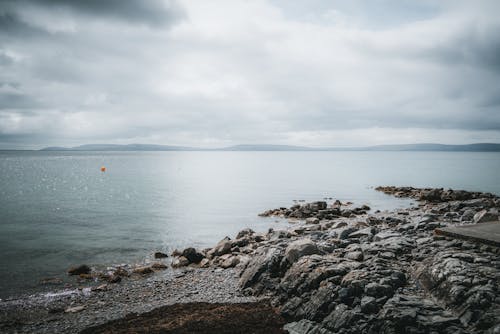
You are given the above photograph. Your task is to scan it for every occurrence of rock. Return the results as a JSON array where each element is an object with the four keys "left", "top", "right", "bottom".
[
  {"left": 171, "top": 256, "right": 190, "bottom": 268},
  {"left": 236, "top": 228, "right": 254, "bottom": 239},
  {"left": 373, "top": 231, "right": 401, "bottom": 241},
  {"left": 285, "top": 239, "right": 320, "bottom": 264},
  {"left": 339, "top": 227, "right": 358, "bottom": 239},
  {"left": 199, "top": 258, "right": 210, "bottom": 268},
  {"left": 360, "top": 296, "right": 379, "bottom": 314},
  {"left": 420, "top": 188, "right": 443, "bottom": 201},
  {"left": 106, "top": 275, "right": 121, "bottom": 283},
  {"left": 239, "top": 247, "right": 284, "bottom": 289},
  {"left": 133, "top": 266, "right": 153, "bottom": 275},
  {"left": 65, "top": 305, "right": 85, "bottom": 313},
  {"left": 348, "top": 227, "right": 374, "bottom": 239},
  {"left": 345, "top": 251, "right": 364, "bottom": 261},
  {"left": 284, "top": 320, "right": 333, "bottom": 334},
  {"left": 113, "top": 267, "right": 129, "bottom": 277},
  {"left": 154, "top": 251, "right": 168, "bottom": 258},
  {"left": 181, "top": 247, "right": 204, "bottom": 263},
  {"left": 473, "top": 210, "right": 498, "bottom": 224},
  {"left": 208, "top": 237, "right": 233, "bottom": 257},
  {"left": 364, "top": 282, "right": 394, "bottom": 298},
  {"left": 306, "top": 217, "right": 320, "bottom": 225},
  {"left": 151, "top": 262, "right": 168, "bottom": 270},
  {"left": 67, "top": 265, "right": 91, "bottom": 276},
  {"left": 221, "top": 256, "right": 240, "bottom": 269}
]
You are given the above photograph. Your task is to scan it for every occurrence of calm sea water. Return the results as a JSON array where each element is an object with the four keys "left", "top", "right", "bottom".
[{"left": 1, "top": 151, "right": 500, "bottom": 298}]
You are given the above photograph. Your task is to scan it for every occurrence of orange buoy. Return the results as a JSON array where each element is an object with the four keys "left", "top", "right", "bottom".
[{"left": 100, "top": 166, "right": 106, "bottom": 172}]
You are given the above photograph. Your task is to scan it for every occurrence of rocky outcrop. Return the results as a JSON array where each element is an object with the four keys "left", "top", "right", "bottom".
[{"left": 196, "top": 187, "right": 500, "bottom": 333}]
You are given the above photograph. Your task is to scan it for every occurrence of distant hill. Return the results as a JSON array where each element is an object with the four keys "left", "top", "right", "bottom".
[{"left": 40, "top": 143, "right": 500, "bottom": 152}]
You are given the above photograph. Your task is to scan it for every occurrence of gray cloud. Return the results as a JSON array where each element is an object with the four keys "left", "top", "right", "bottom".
[{"left": 0, "top": 0, "right": 499, "bottom": 149}]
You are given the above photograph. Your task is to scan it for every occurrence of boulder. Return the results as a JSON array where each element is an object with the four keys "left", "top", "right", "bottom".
[
  {"left": 67, "top": 265, "right": 91, "bottom": 276},
  {"left": 285, "top": 239, "right": 320, "bottom": 264},
  {"left": 345, "top": 251, "right": 364, "bottom": 261},
  {"left": 236, "top": 228, "right": 255, "bottom": 239},
  {"left": 306, "top": 217, "right": 320, "bottom": 225},
  {"left": 181, "top": 247, "right": 204, "bottom": 263},
  {"left": 239, "top": 247, "right": 284, "bottom": 289},
  {"left": 473, "top": 210, "right": 498, "bottom": 224},
  {"left": 221, "top": 255, "right": 240, "bottom": 269},
  {"left": 171, "top": 256, "right": 190, "bottom": 268},
  {"left": 208, "top": 237, "right": 233, "bottom": 257}
]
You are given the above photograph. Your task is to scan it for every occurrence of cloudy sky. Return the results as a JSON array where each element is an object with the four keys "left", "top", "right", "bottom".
[{"left": 1, "top": 0, "right": 499, "bottom": 149}]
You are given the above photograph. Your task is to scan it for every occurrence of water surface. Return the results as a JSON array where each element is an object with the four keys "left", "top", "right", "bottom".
[{"left": 1, "top": 151, "right": 499, "bottom": 298}]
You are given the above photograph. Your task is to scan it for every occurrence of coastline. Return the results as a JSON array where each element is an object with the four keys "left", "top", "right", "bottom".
[{"left": 1, "top": 186, "right": 499, "bottom": 333}]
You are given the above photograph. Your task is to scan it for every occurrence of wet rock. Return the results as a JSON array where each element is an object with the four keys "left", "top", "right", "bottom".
[
  {"left": 151, "top": 262, "right": 168, "bottom": 270},
  {"left": 285, "top": 239, "right": 320, "bottom": 264},
  {"left": 154, "top": 251, "right": 168, "bottom": 258},
  {"left": 67, "top": 265, "right": 91, "bottom": 276},
  {"left": 182, "top": 247, "right": 204, "bottom": 264},
  {"left": 133, "top": 266, "right": 154, "bottom": 275}
]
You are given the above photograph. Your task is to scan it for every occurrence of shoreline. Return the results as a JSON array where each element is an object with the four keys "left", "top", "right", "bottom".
[{"left": 1, "top": 186, "right": 499, "bottom": 333}]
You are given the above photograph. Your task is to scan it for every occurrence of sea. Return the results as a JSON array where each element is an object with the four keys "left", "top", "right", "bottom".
[{"left": 1, "top": 150, "right": 500, "bottom": 299}]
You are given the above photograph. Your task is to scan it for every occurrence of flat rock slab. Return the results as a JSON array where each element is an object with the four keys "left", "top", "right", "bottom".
[{"left": 435, "top": 221, "right": 500, "bottom": 247}]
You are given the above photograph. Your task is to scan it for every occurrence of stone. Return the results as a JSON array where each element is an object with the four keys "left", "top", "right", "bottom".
[
  {"left": 285, "top": 239, "right": 320, "bottom": 264},
  {"left": 199, "top": 258, "right": 210, "bottom": 268},
  {"left": 360, "top": 296, "right": 379, "bottom": 314},
  {"left": 65, "top": 306, "right": 85, "bottom": 313},
  {"left": 208, "top": 237, "right": 233, "bottom": 257},
  {"left": 364, "top": 282, "right": 393, "bottom": 298},
  {"left": 239, "top": 247, "right": 284, "bottom": 289},
  {"left": 221, "top": 256, "right": 240, "bottom": 269},
  {"left": 171, "top": 256, "right": 190, "bottom": 268},
  {"left": 284, "top": 320, "right": 333, "bottom": 334},
  {"left": 306, "top": 217, "right": 320, "bottom": 225},
  {"left": 236, "top": 228, "right": 255, "bottom": 239},
  {"left": 345, "top": 251, "right": 364, "bottom": 261},
  {"left": 373, "top": 231, "right": 401, "bottom": 241},
  {"left": 67, "top": 265, "right": 91, "bottom": 276},
  {"left": 133, "top": 266, "right": 153, "bottom": 275},
  {"left": 181, "top": 247, "right": 204, "bottom": 264},
  {"left": 473, "top": 210, "right": 498, "bottom": 224},
  {"left": 339, "top": 227, "right": 358, "bottom": 239},
  {"left": 154, "top": 251, "right": 168, "bottom": 258},
  {"left": 151, "top": 262, "right": 168, "bottom": 270}
]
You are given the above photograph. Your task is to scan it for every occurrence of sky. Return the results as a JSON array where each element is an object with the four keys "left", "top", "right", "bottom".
[{"left": 0, "top": 0, "right": 499, "bottom": 149}]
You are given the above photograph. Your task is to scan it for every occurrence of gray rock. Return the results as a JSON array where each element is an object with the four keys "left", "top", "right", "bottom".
[
  {"left": 285, "top": 239, "right": 320, "bottom": 264},
  {"left": 306, "top": 217, "right": 320, "bottom": 225},
  {"left": 284, "top": 320, "right": 333, "bottom": 334},
  {"left": 208, "top": 237, "right": 232, "bottom": 257},
  {"left": 473, "top": 210, "right": 498, "bottom": 224},
  {"left": 236, "top": 228, "right": 254, "bottom": 239},
  {"left": 360, "top": 296, "right": 379, "bottom": 314},
  {"left": 364, "top": 282, "right": 394, "bottom": 298},
  {"left": 339, "top": 227, "right": 358, "bottom": 239},
  {"left": 345, "top": 251, "right": 364, "bottom": 261},
  {"left": 239, "top": 247, "right": 284, "bottom": 289}
]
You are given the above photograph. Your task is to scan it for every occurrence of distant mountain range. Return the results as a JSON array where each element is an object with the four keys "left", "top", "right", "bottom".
[{"left": 39, "top": 143, "right": 500, "bottom": 152}]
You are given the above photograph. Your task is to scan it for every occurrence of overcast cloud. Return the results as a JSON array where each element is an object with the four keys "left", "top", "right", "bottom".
[{"left": 0, "top": 0, "right": 499, "bottom": 149}]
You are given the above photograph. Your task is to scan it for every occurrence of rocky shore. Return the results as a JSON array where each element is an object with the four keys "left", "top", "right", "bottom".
[{"left": 1, "top": 186, "right": 499, "bottom": 333}]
